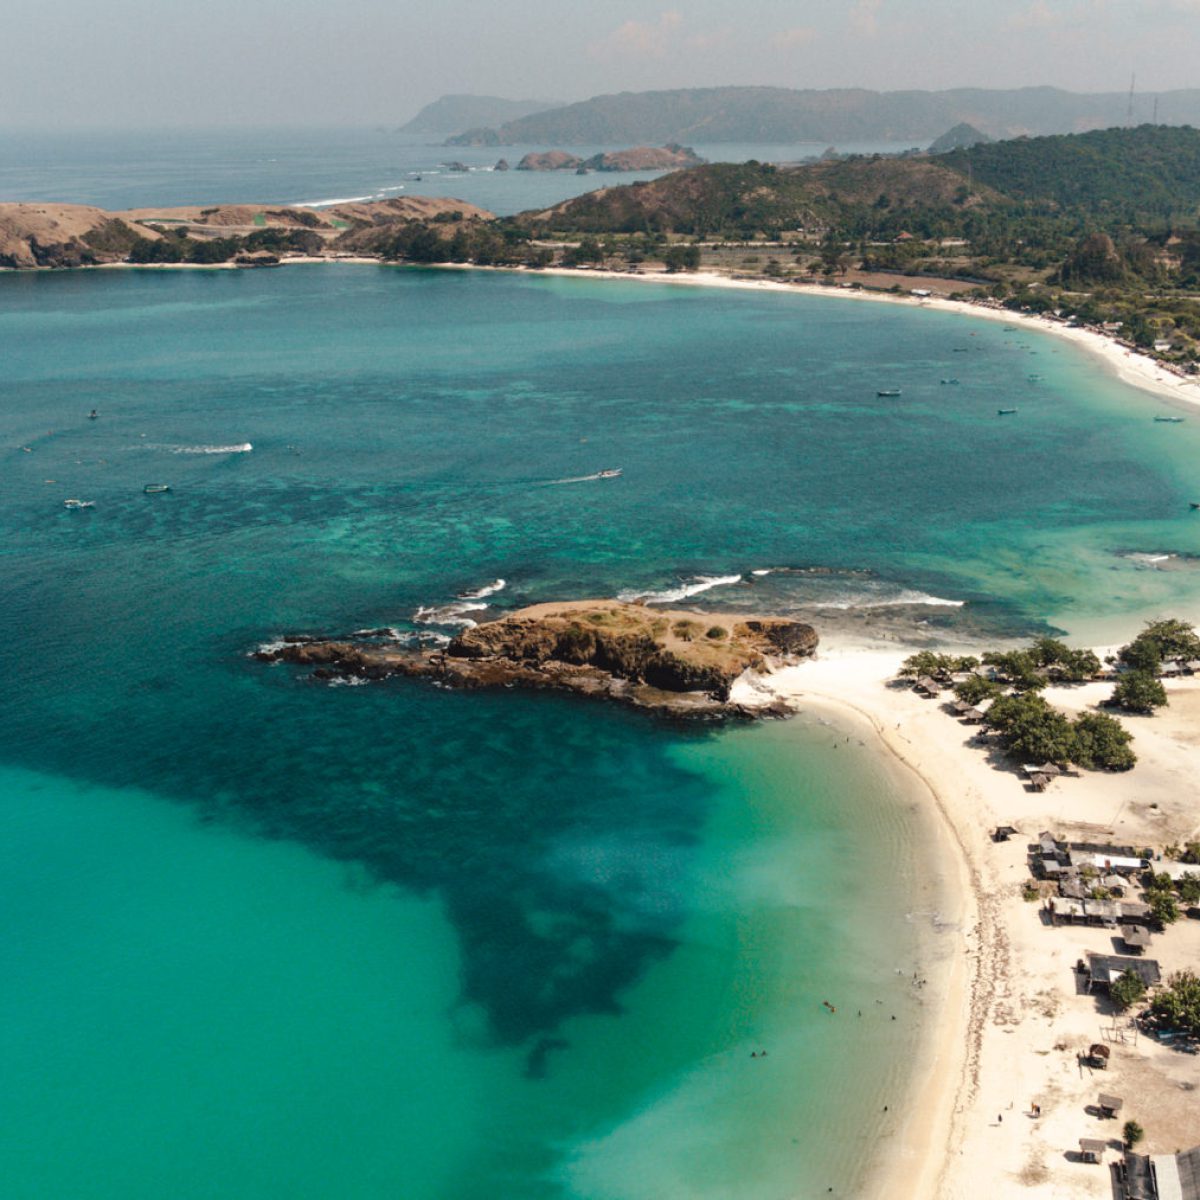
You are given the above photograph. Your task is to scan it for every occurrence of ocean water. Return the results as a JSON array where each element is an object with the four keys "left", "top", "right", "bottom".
[
  {"left": 3, "top": 265, "right": 1199, "bottom": 1198},
  {"left": 0, "top": 127, "right": 915, "bottom": 214}
]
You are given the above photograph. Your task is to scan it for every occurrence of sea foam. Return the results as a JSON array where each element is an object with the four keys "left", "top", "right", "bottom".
[{"left": 617, "top": 574, "right": 743, "bottom": 605}]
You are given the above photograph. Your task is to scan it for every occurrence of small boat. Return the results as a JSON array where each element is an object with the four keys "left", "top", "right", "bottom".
[
  {"left": 940, "top": 378, "right": 960, "bottom": 386},
  {"left": 997, "top": 408, "right": 1018, "bottom": 416},
  {"left": 143, "top": 483, "right": 171, "bottom": 493},
  {"left": 877, "top": 389, "right": 902, "bottom": 398},
  {"left": 88, "top": 409, "right": 99, "bottom": 420},
  {"left": 1154, "top": 416, "right": 1185, "bottom": 423},
  {"left": 596, "top": 468, "right": 623, "bottom": 479},
  {"left": 1027, "top": 374, "right": 1042, "bottom": 382},
  {"left": 1191, "top": 502, "right": 1200, "bottom": 510},
  {"left": 952, "top": 347, "right": 969, "bottom": 353},
  {"left": 63, "top": 498, "right": 95, "bottom": 509}
]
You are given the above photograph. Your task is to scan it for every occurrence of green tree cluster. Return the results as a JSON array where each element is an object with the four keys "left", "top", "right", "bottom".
[
  {"left": 1150, "top": 970, "right": 1200, "bottom": 1034},
  {"left": 1119, "top": 619, "right": 1200, "bottom": 673},
  {"left": 985, "top": 692, "right": 1135, "bottom": 770},
  {"left": 898, "top": 651, "right": 979, "bottom": 680},
  {"left": 1145, "top": 873, "right": 1181, "bottom": 925},
  {"left": 1109, "top": 671, "right": 1169, "bottom": 714}
]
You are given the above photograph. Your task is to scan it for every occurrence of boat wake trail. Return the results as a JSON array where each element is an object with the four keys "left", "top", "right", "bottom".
[
  {"left": 137, "top": 442, "right": 254, "bottom": 455},
  {"left": 545, "top": 470, "right": 622, "bottom": 485}
]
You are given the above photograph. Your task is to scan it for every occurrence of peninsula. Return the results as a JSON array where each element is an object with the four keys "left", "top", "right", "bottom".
[{"left": 254, "top": 600, "right": 819, "bottom": 718}]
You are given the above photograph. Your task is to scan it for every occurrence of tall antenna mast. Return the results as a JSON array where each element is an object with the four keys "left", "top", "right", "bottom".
[{"left": 1127, "top": 73, "right": 1136, "bottom": 126}]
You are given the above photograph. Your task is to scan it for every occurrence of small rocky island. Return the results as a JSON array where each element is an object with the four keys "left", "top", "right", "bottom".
[
  {"left": 514, "top": 145, "right": 705, "bottom": 172},
  {"left": 255, "top": 600, "right": 818, "bottom": 719}
]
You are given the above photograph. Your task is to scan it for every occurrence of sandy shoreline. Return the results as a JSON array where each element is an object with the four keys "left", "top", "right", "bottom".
[{"left": 732, "top": 637, "right": 1200, "bottom": 1199}]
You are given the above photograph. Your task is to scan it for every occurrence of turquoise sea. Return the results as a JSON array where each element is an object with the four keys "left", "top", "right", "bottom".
[{"left": 4, "top": 265, "right": 1200, "bottom": 1198}]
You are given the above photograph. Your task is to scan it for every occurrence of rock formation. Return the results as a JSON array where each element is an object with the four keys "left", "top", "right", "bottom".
[{"left": 254, "top": 601, "right": 818, "bottom": 719}]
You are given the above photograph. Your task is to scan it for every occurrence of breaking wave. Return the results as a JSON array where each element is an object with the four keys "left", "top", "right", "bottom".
[
  {"left": 413, "top": 600, "right": 488, "bottom": 628},
  {"left": 617, "top": 574, "right": 743, "bottom": 605},
  {"left": 810, "top": 590, "right": 965, "bottom": 610},
  {"left": 458, "top": 579, "right": 506, "bottom": 600}
]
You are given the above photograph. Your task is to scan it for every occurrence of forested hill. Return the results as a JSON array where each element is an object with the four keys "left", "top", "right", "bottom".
[
  {"left": 938, "top": 125, "right": 1200, "bottom": 216},
  {"left": 525, "top": 159, "right": 1003, "bottom": 236},
  {"left": 447, "top": 85, "right": 1200, "bottom": 146},
  {"left": 525, "top": 125, "right": 1200, "bottom": 236}
]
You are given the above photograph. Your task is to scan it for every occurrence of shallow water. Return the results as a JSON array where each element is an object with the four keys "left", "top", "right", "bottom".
[{"left": 2, "top": 265, "right": 1197, "bottom": 1197}]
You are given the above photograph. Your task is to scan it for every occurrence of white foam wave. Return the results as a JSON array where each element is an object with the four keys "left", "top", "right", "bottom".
[
  {"left": 617, "top": 574, "right": 743, "bottom": 605},
  {"left": 413, "top": 600, "right": 488, "bottom": 628},
  {"left": 1123, "top": 552, "right": 1175, "bottom": 566},
  {"left": 813, "top": 590, "right": 965, "bottom": 610},
  {"left": 249, "top": 639, "right": 288, "bottom": 657},
  {"left": 457, "top": 578, "right": 506, "bottom": 600},
  {"left": 295, "top": 194, "right": 373, "bottom": 208},
  {"left": 329, "top": 675, "right": 370, "bottom": 687}
]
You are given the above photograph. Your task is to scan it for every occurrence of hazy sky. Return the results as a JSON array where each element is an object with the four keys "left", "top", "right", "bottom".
[{"left": 4, "top": 0, "right": 1199, "bottom": 128}]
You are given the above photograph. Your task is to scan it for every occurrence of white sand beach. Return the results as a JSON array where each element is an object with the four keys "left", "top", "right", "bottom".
[{"left": 728, "top": 641, "right": 1200, "bottom": 1198}]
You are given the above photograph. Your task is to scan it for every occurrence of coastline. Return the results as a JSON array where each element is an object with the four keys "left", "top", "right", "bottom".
[{"left": 739, "top": 638, "right": 1200, "bottom": 1199}]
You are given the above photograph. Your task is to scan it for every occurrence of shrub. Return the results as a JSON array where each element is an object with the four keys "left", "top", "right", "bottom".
[
  {"left": 705, "top": 626, "right": 727, "bottom": 641},
  {"left": 1123, "top": 1121, "right": 1144, "bottom": 1149}
]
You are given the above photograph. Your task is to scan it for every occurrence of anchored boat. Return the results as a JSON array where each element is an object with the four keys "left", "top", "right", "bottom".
[
  {"left": 876, "top": 389, "right": 902, "bottom": 398},
  {"left": 997, "top": 408, "right": 1018, "bottom": 416},
  {"left": 143, "top": 483, "right": 171, "bottom": 493}
]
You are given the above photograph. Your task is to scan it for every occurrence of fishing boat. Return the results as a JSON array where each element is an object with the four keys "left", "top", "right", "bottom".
[
  {"left": 876, "top": 389, "right": 902, "bottom": 398},
  {"left": 1154, "top": 416, "right": 1185, "bottom": 424},
  {"left": 596, "top": 469, "right": 623, "bottom": 479},
  {"left": 63, "top": 498, "right": 95, "bottom": 509},
  {"left": 940, "top": 378, "right": 960, "bottom": 386},
  {"left": 143, "top": 483, "right": 171, "bottom": 493},
  {"left": 997, "top": 408, "right": 1018, "bottom": 416}
]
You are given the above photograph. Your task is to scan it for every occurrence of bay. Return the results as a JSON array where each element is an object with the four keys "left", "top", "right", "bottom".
[{"left": 3, "top": 264, "right": 1198, "bottom": 1197}]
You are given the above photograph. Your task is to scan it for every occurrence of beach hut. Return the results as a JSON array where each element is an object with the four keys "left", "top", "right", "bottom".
[
  {"left": 1086, "top": 1043, "right": 1111, "bottom": 1069},
  {"left": 1086, "top": 954, "right": 1161, "bottom": 994},
  {"left": 960, "top": 706, "right": 985, "bottom": 724},
  {"left": 1030, "top": 773, "right": 1053, "bottom": 792},
  {"left": 914, "top": 675, "right": 941, "bottom": 698},
  {"left": 1098, "top": 1093, "right": 1124, "bottom": 1118},
  {"left": 1079, "top": 1138, "right": 1108, "bottom": 1164},
  {"left": 1120, "top": 926, "right": 1151, "bottom": 954},
  {"left": 992, "top": 825, "right": 1019, "bottom": 843}
]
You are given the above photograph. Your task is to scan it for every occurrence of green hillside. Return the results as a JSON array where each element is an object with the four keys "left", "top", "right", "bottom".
[{"left": 937, "top": 124, "right": 1200, "bottom": 218}]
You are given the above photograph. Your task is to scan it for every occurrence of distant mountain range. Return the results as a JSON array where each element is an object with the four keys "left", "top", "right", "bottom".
[
  {"left": 399, "top": 95, "right": 563, "bottom": 135},
  {"left": 443, "top": 86, "right": 1200, "bottom": 146}
]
